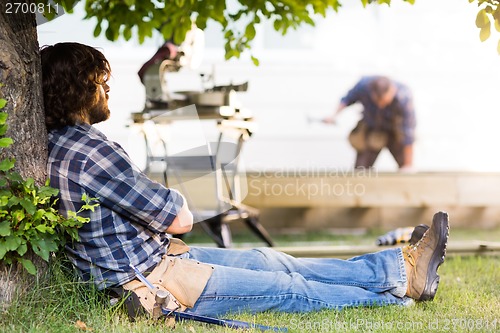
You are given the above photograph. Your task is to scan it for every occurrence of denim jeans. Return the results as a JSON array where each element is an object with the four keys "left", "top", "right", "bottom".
[{"left": 181, "top": 247, "right": 410, "bottom": 317}]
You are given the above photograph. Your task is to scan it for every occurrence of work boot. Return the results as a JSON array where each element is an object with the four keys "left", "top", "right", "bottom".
[
  {"left": 403, "top": 211, "right": 449, "bottom": 301},
  {"left": 409, "top": 224, "right": 430, "bottom": 245}
]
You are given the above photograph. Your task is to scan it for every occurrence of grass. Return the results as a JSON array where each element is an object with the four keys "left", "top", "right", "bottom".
[{"left": 1, "top": 229, "right": 499, "bottom": 333}]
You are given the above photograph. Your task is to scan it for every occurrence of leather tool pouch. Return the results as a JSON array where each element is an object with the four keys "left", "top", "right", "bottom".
[
  {"left": 367, "top": 130, "right": 388, "bottom": 150},
  {"left": 123, "top": 240, "right": 213, "bottom": 318},
  {"left": 167, "top": 238, "right": 191, "bottom": 255},
  {"left": 348, "top": 120, "right": 368, "bottom": 152},
  {"left": 349, "top": 120, "right": 388, "bottom": 151}
]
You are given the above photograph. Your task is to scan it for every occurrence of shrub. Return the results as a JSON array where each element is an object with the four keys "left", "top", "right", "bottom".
[{"left": 0, "top": 97, "right": 97, "bottom": 274}]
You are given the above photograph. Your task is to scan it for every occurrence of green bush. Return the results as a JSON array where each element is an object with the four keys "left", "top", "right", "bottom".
[{"left": 0, "top": 97, "right": 97, "bottom": 275}]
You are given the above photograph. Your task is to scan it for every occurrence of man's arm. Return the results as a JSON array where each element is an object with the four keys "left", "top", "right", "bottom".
[
  {"left": 323, "top": 102, "right": 347, "bottom": 124},
  {"left": 138, "top": 42, "right": 178, "bottom": 82},
  {"left": 323, "top": 78, "right": 365, "bottom": 124},
  {"left": 398, "top": 85, "right": 416, "bottom": 171},
  {"left": 81, "top": 142, "right": 187, "bottom": 234},
  {"left": 400, "top": 144, "right": 414, "bottom": 170}
]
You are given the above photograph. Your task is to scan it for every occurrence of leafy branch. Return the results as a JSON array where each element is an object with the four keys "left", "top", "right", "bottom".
[
  {"left": 470, "top": 0, "right": 500, "bottom": 53},
  {"left": 0, "top": 98, "right": 98, "bottom": 275},
  {"left": 34, "top": 0, "right": 500, "bottom": 61},
  {"left": 35, "top": 0, "right": 416, "bottom": 64}
]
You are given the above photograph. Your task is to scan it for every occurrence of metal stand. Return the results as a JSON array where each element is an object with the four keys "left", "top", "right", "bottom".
[{"left": 135, "top": 107, "right": 274, "bottom": 248}]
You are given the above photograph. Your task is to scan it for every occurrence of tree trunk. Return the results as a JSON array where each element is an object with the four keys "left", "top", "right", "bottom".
[{"left": 0, "top": 1, "right": 48, "bottom": 309}]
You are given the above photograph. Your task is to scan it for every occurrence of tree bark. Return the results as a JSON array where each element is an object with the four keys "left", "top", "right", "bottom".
[{"left": 0, "top": 1, "right": 48, "bottom": 309}]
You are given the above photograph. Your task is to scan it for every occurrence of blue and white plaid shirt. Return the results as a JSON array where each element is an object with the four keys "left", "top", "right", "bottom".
[{"left": 48, "top": 123, "right": 184, "bottom": 289}]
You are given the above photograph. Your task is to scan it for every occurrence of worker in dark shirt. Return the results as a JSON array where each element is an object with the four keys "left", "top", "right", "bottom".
[{"left": 325, "top": 76, "right": 416, "bottom": 171}]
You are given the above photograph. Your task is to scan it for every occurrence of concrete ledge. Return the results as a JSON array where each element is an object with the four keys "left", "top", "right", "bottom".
[
  {"left": 243, "top": 172, "right": 500, "bottom": 208},
  {"left": 148, "top": 171, "right": 500, "bottom": 229}
]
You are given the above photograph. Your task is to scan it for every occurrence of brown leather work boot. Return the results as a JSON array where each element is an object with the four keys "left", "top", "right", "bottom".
[
  {"left": 403, "top": 211, "right": 449, "bottom": 301},
  {"left": 409, "top": 224, "right": 430, "bottom": 245}
]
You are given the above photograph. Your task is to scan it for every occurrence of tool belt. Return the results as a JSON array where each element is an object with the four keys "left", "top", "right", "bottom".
[
  {"left": 349, "top": 120, "right": 389, "bottom": 152},
  {"left": 122, "top": 238, "right": 214, "bottom": 318}
]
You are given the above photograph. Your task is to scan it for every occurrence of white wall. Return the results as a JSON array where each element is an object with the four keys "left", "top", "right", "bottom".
[{"left": 37, "top": 0, "right": 500, "bottom": 172}]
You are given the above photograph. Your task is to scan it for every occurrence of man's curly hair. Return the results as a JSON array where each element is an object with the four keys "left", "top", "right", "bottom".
[{"left": 40, "top": 42, "right": 111, "bottom": 131}]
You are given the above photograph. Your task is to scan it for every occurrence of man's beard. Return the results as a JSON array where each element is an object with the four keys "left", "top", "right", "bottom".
[
  {"left": 88, "top": 95, "right": 110, "bottom": 125},
  {"left": 87, "top": 99, "right": 110, "bottom": 125}
]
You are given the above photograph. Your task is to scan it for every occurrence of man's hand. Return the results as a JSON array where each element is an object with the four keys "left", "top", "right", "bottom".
[
  {"left": 400, "top": 144, "right": 414, "bottom": 173},
  {"left": 399, "top": 165, "right": 416, "bottom": 173},
  {"left": 322, "top": 116, "right": 337, "bottom": 124}
]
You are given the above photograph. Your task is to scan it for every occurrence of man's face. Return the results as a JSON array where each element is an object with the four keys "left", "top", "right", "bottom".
[
  {"left": 87, "top": 78, "right": 110, "bottom": 125},
  {"left": 371, "top": 84, "right": 397, "bottom": 109}
]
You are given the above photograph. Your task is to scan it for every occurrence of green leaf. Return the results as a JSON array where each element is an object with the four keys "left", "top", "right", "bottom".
[
  {"left": 0, "top": 124, "right": 8, "bottom": 136},
  {"left": 4, "top": 235, "right": 22, "bottom": 251},
  {"left": 12, "top": 210, "right": 25, "bottom": 223},
  {"left": 38, "top": 185, "right": 59, "bottom": 199},
  {"left": 173, "top": 25, "right": 188, "bottom": 45},
  {"left": 476, "top": 9, "right": 490, "bottom": 28},
  {"left": 251, "top": 55, "right": 260, "bottom": 66},
  {"left": 94, "top": 22, "right": 102, "bottom": 38},
  {"left": 19, "top": 199, "right": 36, "bottom": 215},
  {"left": 18, "top": 258, "right": 37, "bottom": 275},
  {"left": 16, "top": 241, "right": 27, "bottom": 256},
  {"left": 0, "top": 100, "right": 6, "bottom": 109},
  {"left": 31, "top": 237, "right": 58, "bottom": 262},
  {"left": 0, "top": 243, "right": 6, "bottom": 260},
  {"left": 161, "top": 23, "right": 174, "bottom": 40},
  {"left": 244, "top": 24, "right": 256, "bottom": 41},
  {"left": 35, "top": 224, "right": 52, "bottom": 233},
  {"left": 480, "top": 23, "right": 491, "bottom": 42},
  {"left": 0, "top": 158, "right": 15, "bottom": 172},
  {"left": 5, "top": 171, "right": 22, "bottom": 182},
  {"left": 105, "top": 25, "right": 116, "bottom": 40},
  {"left": 0, "top": 220, "right": 11, "bottom": 236},
  {"left": 0, "top": 138, "right": 13, "bottom": 148},
  {"left": 43, "top": 211, "right": 58, "bottom": 222},
  {"left": 23, "top": 177, "right": 34, "bottom": 188},
  {"left": 274, "top": 19, "right": 282, "bottom": 32},
  {"left": 123, "top": 26, "right": 132, "bottom": 41}
]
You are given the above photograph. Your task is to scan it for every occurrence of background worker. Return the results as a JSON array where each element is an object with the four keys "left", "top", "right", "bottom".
[{"left": 324, "top": 76, "right": 416, "bottom": 171}]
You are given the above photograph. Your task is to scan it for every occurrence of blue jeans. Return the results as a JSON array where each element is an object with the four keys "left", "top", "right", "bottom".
[{"left": 181, "top": 247, "right": 410, "bottom": 317}]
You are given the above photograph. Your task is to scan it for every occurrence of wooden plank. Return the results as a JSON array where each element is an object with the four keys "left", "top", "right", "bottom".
[
  {"left": 457, "top": 176, "right": 500, "bottom": 206},
  {"left": 243, "top": 172, "right": 500, "bottom": 208},
  {"left": 150, "top": 170, "right": 500, "bottom": 208}
]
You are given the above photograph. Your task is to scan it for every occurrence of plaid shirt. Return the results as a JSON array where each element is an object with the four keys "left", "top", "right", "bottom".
[
  {"left": 48, "top": 123, "right": 184, "bottom": 289},
  {"left": 341, "top": 76, "right": 416, "bottom": 145}
]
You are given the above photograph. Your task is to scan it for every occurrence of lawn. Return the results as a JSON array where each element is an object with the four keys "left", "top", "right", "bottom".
[{"left": 1, "top": 228, "right": 499, "bottom": 333}]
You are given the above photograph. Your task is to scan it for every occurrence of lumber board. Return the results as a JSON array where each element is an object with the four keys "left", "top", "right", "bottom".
[{"left": 243, "top": 172, "right": 500, "bottom": 208}]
